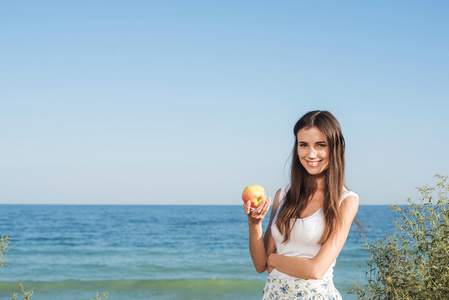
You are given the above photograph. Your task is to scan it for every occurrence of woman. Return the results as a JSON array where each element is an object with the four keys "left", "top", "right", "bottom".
[{"left": 244, "top": 110, "right": 359, "bottom": 299}]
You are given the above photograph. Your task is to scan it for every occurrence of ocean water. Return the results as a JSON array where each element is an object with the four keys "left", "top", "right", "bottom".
[{"left": 0, "top": 205, "right": 397, "bottom": 300}]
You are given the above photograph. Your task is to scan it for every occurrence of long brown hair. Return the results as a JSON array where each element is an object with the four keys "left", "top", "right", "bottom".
[{"left": 276, "top": 110, "right": 345, "bottom": 244}]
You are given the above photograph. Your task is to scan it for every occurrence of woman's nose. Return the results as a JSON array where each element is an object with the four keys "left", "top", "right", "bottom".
[{"left": 307, "top": 147, "right": 317, "bottom": 158}]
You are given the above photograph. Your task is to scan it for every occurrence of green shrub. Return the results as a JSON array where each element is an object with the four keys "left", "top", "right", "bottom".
[
  {"left": 1, "top": 235, "right": 11, "bottom": 267},
  {"left": 349, "top": 174, "right": 449, "bottom": 300}
]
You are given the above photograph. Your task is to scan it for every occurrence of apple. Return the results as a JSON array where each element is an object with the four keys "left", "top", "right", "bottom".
[{"left": 242, "top": 184, "right": 266, "bottom": 208}]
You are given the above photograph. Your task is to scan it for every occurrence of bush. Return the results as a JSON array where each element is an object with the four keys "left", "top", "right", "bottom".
[{"left": 349, "top": 174, "right": 449, "bottom": 300}]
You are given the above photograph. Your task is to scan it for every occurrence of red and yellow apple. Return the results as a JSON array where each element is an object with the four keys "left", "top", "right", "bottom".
[{"left": 242, "top": 184, "right": 266, "bottom": 208}]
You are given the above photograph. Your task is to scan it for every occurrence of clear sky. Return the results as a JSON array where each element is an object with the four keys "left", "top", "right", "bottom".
[{"left": 1, "top": 1, "right": 448, "bottom": 205}]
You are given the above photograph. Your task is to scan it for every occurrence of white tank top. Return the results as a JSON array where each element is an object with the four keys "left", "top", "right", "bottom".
[{"left": 270, "top": 184, "right": 358, "bottom": 279}]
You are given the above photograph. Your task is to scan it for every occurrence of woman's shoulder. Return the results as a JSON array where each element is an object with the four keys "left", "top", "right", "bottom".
[
  {"left": 340, "top": 186, "right": 360, "bottom": 210},
  {"left": 281, "top": 183, "right": 291, "bottom": 193},
  {"left": 278, "top": 183, "right": 291, "bottom": 203},
  {"left": 342, "top": 186, "right": 359, "bottom": 200},
  {"left": 272, "top": 184, "right": 291, "bottom": 222}
]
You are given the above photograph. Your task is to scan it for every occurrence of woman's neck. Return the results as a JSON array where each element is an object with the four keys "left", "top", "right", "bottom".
[{"left": 313, "top": 174, "right": 326, "bottom": 191}]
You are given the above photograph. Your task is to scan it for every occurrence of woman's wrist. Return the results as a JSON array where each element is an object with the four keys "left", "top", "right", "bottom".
[{"left": 247, "top": 217, "right": 263, "bottom": 226}]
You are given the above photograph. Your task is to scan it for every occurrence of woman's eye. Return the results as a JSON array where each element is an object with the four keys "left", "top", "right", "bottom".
[
  {"left": 317, "top": 144, "right": 327, "bottom": 148},
  {"left": 298, "top": 144, "right": 307, "bottom": 147}
]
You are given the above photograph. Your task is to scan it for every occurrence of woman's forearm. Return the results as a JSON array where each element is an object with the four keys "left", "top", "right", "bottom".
[
  {"left": 268, "top": 253, "right": 321, "bottom": 279},
  {"left": 248, "top": 223, "right": 268, "bottom": 273}
]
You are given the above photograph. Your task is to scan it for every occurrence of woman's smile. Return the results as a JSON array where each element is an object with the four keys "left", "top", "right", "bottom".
[{"left": 306, "top": 160, "right": 323, "bottom": 167}]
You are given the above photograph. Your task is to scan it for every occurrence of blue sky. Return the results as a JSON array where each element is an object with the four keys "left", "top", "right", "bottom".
[{"left": 1, "top": 1, "right": 448, "bottom": 205}]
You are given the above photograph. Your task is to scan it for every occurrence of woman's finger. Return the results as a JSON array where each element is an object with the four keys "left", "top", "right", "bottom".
[
  {"left": 251, "top": 198, "right": 269, "bottom": 218},
  {"left": 258, "top": 198, "right": 271, "bottom": 215},
  {"left": 262, "top": 197, "right": 271, "bottom": 214},
  {"left": 243, "top": 200, "right": 251, "bottom": 214},
  {"left": 254, "top": 201, "right": 264, "bottom": 215}
]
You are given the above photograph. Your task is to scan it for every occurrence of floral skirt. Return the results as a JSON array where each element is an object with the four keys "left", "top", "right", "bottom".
[{"left": 262, "top": 275, "right": 342, "bottom": 300}]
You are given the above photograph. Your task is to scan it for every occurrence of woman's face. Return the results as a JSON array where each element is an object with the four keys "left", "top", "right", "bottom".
[{"left": 297, "top": 127, "right": 329, "bottom": 176}]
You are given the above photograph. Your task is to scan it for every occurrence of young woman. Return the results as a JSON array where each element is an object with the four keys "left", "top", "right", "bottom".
[{"left": 243, "top": 110, "right": 359, "bottom": 299}]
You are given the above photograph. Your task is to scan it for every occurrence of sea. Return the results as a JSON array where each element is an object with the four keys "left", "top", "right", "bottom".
[{"left": 0, "top": 205, "right": 397, "bottom": 300}]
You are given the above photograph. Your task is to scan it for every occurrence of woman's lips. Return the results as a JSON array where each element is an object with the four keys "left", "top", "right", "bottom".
[{"left": 306, "top": 160, "right": 322, "bottom": 167}]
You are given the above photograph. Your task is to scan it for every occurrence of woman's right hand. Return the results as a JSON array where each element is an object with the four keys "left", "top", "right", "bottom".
[{"left": 244, "top": 197, "right": 271, "bottom": 226}]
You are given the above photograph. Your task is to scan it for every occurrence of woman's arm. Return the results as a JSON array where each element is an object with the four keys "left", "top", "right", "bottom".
[
  {"left": 263, "top": 189, "right": 280, "bottom": 272},
  {"left": 245, "top": 189, "right": 281, "bottom": 273},
  {"left": 267, "top": 195, "right": 359, "bottom": 279}
]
